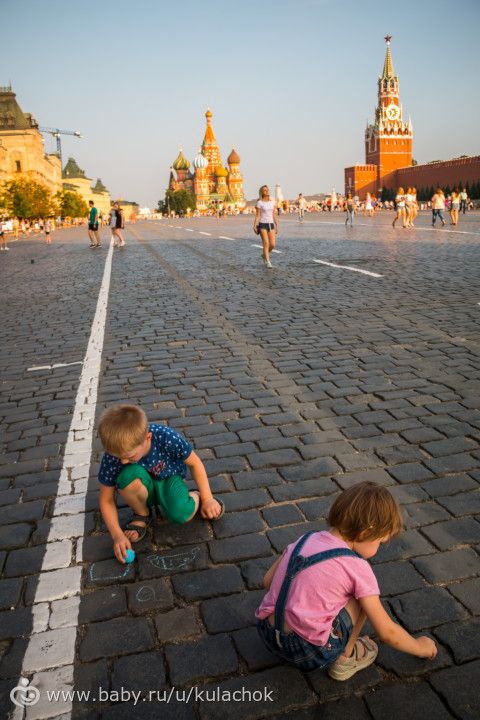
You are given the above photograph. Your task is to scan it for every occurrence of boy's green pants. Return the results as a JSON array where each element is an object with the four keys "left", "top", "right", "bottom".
[{"left": 116, "top": 463, "right": 195, "bottom": 524}]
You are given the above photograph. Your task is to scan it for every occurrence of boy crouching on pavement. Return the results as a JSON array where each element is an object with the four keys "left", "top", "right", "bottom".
[{"left": 98, "top": 404, "right": 224, "bottom": 563}]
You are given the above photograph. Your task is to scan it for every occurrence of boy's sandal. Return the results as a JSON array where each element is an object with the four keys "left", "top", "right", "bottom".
[
  {"left": 327, "top": 636, "right": 378, "bottom": 681},
  {"left": 124, "top": 509, "right": 152, "bottom": 542}
]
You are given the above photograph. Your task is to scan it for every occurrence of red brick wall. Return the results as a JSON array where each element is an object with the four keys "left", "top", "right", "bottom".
[
  {"left": 396, "top": 156, "right": 480, "bottom": 191},
  {"left": 344, "top": 165, "right": 376, "bottom": 199}
]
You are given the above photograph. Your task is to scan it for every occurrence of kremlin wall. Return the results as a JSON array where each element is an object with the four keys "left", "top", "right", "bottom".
[{"left": 345, "top": 37, "right": 480, "bottom": 200}]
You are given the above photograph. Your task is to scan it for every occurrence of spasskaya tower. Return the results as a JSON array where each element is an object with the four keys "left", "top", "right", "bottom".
[{"left": 345, "top": 36, "right": 413, "bottom": 198}]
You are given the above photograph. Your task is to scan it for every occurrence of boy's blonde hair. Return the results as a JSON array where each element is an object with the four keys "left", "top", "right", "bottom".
[
  {"left": 98, "top": 404, "right": 148, "bottom": 457},
  {"left": 328, "top": 481, "right": 403, "bottom": 542}
]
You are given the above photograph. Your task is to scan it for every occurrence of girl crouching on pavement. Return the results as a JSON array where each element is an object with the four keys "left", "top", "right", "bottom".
[{"left": 256, "top": 482, "right": 437, "bottom": 680}]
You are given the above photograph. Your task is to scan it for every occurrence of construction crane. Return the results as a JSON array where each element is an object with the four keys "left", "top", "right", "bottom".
[{"left": 39, "top": 127, "right": 82, "bottom": 168}]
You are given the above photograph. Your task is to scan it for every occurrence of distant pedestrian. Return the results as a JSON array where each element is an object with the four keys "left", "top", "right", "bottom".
[
  {"left": 459, "top": 188, "right": 468, "bottom": 214},
  {"left": 297, "top": 193, "right": 307, "bottom": 222},
  {"left": 404, "top": 187, "right": 414, "bottom": 228},
  {"left": 112, "top": 203, "right": 125, "bottom": 247},
  {"left": 410, "top": 187, "right": 418, "bottom": 227},
  {"left": 392, "top": 188, "right": 406, "bottom": 228},
  {"left": 12, "top": 217, "right": 19, "bottom": 241},
  {"left": 345, "top": 193, "right": 355, "bottom": 227},
  {"left": 450, "top": 189, "right": 460, "bottom": 226},
  {"left": 44, "top": 217, "right": 52, "bottom": 244},
  {"left": 364, "top": 192, "right": 374, "bottom": 217},
  {"left": 254, "top": 185, "right": 278, "bottom": 269},
  {"left": 431, "top": 188, "right": 446, "bottom": 227},
  {"left": 0, "top": 218, "right": 9, "bottom": 251},
  {"left": 108, "top": 203, "right": 116, "bottom": 244},
  {"left": 88, "top": 200, "right": 101, "bottom": 248}
]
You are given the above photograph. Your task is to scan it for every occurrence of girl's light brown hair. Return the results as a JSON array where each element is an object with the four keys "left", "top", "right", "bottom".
[
  {"left": 98, "top": 404, "right": 149, "bottom": 457},
  {"left": 328, "top": 481, "right": 403, "bottom": 541}
]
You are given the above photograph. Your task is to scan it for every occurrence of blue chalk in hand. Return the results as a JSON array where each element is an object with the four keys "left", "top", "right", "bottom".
[{"left": 124, "top": 549, "right": 136, "bottom": 564}]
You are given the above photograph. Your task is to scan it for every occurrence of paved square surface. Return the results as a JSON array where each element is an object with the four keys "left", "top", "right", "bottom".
[{"left": 1, "top": 211, "right": 480, "bottom": 719}]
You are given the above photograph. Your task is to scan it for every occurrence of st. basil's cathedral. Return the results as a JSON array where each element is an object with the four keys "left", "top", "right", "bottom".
[{"left": 168, "top": 109, "right": 246, "bottom": 213}]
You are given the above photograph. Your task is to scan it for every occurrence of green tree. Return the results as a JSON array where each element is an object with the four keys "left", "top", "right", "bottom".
[
  {"left": 56, "top": 190, "right": 88, "bottom": 218},
  {"left": 164, "top": 189, "right": 196, "bottom": 216},
  {"left": 0, "top": 177, "right": 56, "bottom": 218}
]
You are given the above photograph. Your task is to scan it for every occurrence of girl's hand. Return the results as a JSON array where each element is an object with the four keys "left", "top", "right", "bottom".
[{"left": 416, "top": 636, "right": 437, "bottom": 659}]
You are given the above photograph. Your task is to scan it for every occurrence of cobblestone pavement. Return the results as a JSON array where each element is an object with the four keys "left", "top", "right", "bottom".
[{"left": 1, "top": 212, "right": 480, "bottom": 720}]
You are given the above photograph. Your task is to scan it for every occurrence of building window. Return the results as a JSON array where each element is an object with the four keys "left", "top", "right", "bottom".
[{"left": 15, "top": 160, "right": 21, "bottom": 172}]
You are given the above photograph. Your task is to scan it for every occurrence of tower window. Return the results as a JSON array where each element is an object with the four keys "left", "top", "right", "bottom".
[{"left": 15, "top": 160, "right": 21, "bottom": 172}]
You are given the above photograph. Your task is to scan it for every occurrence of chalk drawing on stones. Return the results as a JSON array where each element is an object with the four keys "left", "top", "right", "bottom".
[
  {"left": 147, "top": 547, "right": 199, "bottom": 571},
  {"left": 136, "top": 585, "right": 157, "bottom": 603},
  {"left": 88, "top": 562, "right": 134, "bottom": 583}
]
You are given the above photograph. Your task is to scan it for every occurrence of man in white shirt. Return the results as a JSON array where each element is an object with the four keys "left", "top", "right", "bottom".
[{"left": 298, "top": 194, "right": 307, "bottom": 222}]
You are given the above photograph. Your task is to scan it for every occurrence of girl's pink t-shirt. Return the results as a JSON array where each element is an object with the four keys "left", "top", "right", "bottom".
[{"left": 255, "top": 530, "right": 380, "bottom": 646}]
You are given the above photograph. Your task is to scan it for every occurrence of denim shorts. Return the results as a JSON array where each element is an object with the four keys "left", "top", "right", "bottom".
[
  {"left": 258, "top": 222, "right": 275, "bottom": 231},
  {"left": 256, "top": 607, "right": 353, "bottom": 672}
]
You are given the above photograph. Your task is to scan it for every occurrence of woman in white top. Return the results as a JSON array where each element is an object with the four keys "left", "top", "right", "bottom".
[
  {"left": 450, "top": 189, "right": 460, "bottom": 226},
  {"left": 404, "top": 187, "right": 414, "bottom": 228},
  {"left": 392, "top": 187, "right": 406, "bottom": 228},
  {"left": 254, "top": 185, "right": 278, "bottom": 269},
  {"left": 364, "top": 192, "right": 373, "bottom": 217}
]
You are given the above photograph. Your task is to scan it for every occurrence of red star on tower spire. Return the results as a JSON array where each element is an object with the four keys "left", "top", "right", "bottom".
[{"left": 384, "top": 34, "right": 392, "bottom": 44}]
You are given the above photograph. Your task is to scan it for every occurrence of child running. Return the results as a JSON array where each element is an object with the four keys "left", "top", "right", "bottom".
[
  {"left": 256, "top": 482, "right": 437, "bottom": 679},
  {"left": 97, "top": 404, "right": 224, "bottom": 563}
]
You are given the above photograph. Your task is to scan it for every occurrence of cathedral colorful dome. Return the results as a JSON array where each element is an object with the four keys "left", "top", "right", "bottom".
[
  {"left": 172, "top": 148, "right": 190, "bottom": 171},
  {"left": 215, "top": 165, "right": 228, "bottom": 177},
  {"left": 193, "top": 150, "right": 208, "bottom": 169},
  {"left": 228, "top": 148, "right": 240, "bottom": 164}
]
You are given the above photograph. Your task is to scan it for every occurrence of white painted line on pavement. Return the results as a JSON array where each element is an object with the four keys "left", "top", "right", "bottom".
[
  {"left": 185, "top": 228, "right": 194, "bottom": 232},
  {"left": 15, "top": 238, "right": 115, "bottom": 716},
  {"left": 27, "top": 361, "right": 83, "bottom": 372},
  {"left": 290, "top": 218, "right": 480, "bottom": 236},
  {"left": 251, "top": 243, "right": 282, "bottom": 254},
  {"left": 219, "top": 235, "right": 235, "bottom": 240},
  {"left": 199, "top": 231, "right": 212, "bottom": 236},
  {"left": 312, "top": 258, "right": 382, "bottom": 277}
]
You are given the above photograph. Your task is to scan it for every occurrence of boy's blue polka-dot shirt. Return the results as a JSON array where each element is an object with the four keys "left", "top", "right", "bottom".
[{"left": 98, "top": 423, "right": 193, "bottom": 487}]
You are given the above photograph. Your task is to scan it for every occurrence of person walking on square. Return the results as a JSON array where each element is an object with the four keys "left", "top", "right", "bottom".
[
  {"left": 459, "top": 188, "right": 468, "bottom": 214},
  {"left": 345, "top": 193, "right": 355, "bottom": 227},
  {"left": 88, "top": 200, "right": 101, "bottom": 248},
  {"left": 404, "top": 187, "right": 414, "bottom": 228},
  {"left": 450, "top": 189, "right": 460, "bottom": 226},
  {"left": 256, "top": 481, "right": 437, "bottom": 679},
  {"left": 0, "top": 218, "right": 8, "bottom": 251},
  {"left": 97, "top": 404, "right": 225, "bottom": 563},
  {"left": 44, "top": 217, "right": 52, "bottom": 244},
  {"left": 364, "top": 192, "right": 374, "bottom": 217},
  {"left": 297, "top": 193, "right": 307, "bottom": 222},
  {"left": 113, "top": 202, "right": 125, "bottom": 247},
  {"left": 254, "top": 185, "right": 278, "bottom": 269},
  {"left": 431, "top": 188, "right": 446, "bottom": 227},
  {"left": 392, "top": 187, "right": 406, "bottom": 228},
  {"left": 109, "top": 202, "right": 117, "bottom": 245},
  {"left": 410, "top": 187, "right": 418, "bottom": 227}
]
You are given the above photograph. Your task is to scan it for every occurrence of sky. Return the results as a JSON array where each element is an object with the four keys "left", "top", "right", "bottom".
[{"left": 3, "top": 0, "right": 480, "bottom": 207}]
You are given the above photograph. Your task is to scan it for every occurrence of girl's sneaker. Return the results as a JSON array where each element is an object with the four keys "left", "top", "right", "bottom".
[{"left": 327, "top": 636, "right": 378, "bottom": 681}]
